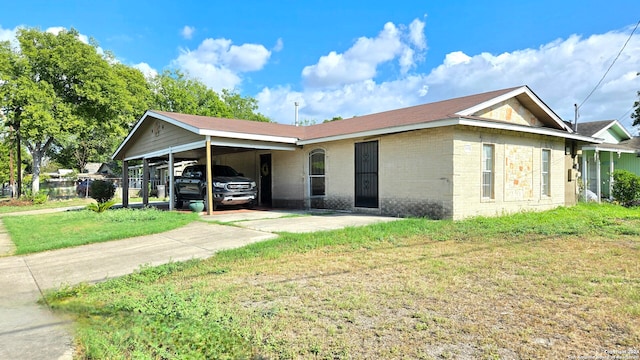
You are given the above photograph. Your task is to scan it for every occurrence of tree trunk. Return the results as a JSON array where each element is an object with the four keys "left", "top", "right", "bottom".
[
  {"left": 16, "top": 129, "right": 21, "bottom": 199},
  {"left": 31, "top": 147, "right": 41, "bottom": 194},
  {"left": 28, "top": 138, "right": 53, "bottom": 195}
]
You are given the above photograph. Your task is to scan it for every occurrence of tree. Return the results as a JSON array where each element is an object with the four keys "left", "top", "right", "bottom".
[
  {"left": 221, "top": 89, "right": 270, "bottom": 122},
  {"left": 151, "top": 70, "right": 229, "bottom": 117},
  {"left": 0, "top": 28, "right": 145, "bottom": 193},
  {"left": 150, "top": 70, "right": 271, "bottom": 122}
]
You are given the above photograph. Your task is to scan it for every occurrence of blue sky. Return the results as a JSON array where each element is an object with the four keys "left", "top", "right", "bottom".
[{"left": 2, "top": 0, "right": 639, "bottom": 131}]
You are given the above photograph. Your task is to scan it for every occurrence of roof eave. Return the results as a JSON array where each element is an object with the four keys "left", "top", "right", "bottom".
[{"left": 298, "top": 117, "right": 601, "bottom": 145}]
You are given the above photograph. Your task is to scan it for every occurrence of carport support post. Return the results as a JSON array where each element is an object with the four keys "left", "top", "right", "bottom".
[
  {"left": 169, "top": 150, "right": 174, "bottom": 211},
  {"left": 122, "top": 160, "right": 129, "bottom": 208},
  {"left": 206, "top": 136, "right": 213, "bottom": 215},
  {"left": 142, "top": 159, "right": 149, "bottom": 206}
]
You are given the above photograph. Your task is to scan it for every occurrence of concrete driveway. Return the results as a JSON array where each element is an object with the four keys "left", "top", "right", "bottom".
[{"left": 0, "top": 209, "right": 400, "bottom": 360}]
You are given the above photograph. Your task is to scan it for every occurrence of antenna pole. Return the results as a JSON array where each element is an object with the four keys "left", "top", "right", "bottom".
[{"left": 294, "top": 102, "right": 299, "bottom": 127}]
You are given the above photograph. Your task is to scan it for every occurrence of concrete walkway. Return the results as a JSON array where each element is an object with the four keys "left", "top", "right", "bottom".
[{"left": 0, "top": 207, "right": 400, "bottom": 360}]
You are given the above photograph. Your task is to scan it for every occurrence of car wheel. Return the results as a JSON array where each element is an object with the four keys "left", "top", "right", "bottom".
[
  {"left": 244, "top": 200, "right": 256, "bottom": 209},
  {"left": 203, "top": 194, "right": 218, "bottom": 212},
  {"left": 174, "top": 193, "right": 182, "bottom": 209}
]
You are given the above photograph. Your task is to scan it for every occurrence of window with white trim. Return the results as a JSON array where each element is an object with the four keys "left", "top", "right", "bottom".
[
  {"left": 309, "top": 149, "right": 325, "bottom": 196},
  {"left": 482, "top": 144, "right": 495, "bottom": 199},
  {"left": 541, "top": 149, "right": 551, "bottom": 196}
]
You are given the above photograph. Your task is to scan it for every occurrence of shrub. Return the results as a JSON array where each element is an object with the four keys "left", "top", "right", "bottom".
[
  {"left": 612, "top": 169, "right": 640, "bottom": 207},
  {"left": 89, "top": 180, "right": 116, "bottom": 204},
  {"left": 23, "top": 190, "right": 49, "bottom": 205},
  {"left": 86, "top": 199, "right": 117, "bottom": 213}
]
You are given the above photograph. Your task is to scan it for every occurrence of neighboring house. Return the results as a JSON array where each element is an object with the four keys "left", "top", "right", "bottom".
[
  {"left": 575, "top": 120, "right": 640, "bottom": 201},
  {"left": 112, "top": 85, "right": 600, "bottom": 220},
  {"left": 81, "top": 162, "right": 116, "bottom": 178}
]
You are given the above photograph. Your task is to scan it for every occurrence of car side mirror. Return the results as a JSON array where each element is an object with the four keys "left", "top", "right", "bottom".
[{"left": 238, "top": 173, "right": 244, "bottom": 177}]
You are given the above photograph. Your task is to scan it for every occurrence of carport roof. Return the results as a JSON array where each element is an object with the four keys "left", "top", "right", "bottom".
[{"left": 113, "top": 85, "right": 600, "bottom": 160}]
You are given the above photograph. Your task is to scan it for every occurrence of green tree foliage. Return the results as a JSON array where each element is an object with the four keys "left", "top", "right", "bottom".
[
  {"left": 150, "top": 70, "right": 229, "bottom": 117},
  {"left": 150, "top": 70, "right": 270, "bottom": 122},
  {"left": 323, "top": 116, "right": 343, "bottom": 123},
  {"left": 612, "top": 169, "right": 640, "bottom": 207},
  {"left": 221, "top": 88, "right": 270, "bottom": 122},
  {"left": 0, "top": 28, "right": 148, "bottom": 193}
]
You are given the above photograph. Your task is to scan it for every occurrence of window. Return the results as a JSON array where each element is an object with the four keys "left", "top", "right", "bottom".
[
  {"left": 541, "top": 149, "right": 550, "bottom": 196},
  {"left": 482, "top": 144, "right": 495, "bottom": 199},
  {"left": 309, "top": 149, "right": 325, "bottom": 196}
]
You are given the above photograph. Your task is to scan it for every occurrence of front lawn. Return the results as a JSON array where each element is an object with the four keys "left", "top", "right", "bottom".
[
  {"left": 46, "top": 204, "right": 640, "bottom": 359},
  {"left": 3, "top": 208, "right": 199, "bottom": 254},
  {"left": 0, "top": 198, "right": 93, "bottom": 214}
]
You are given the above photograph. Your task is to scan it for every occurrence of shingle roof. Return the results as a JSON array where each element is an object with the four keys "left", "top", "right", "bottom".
[
  {"left": 151, "top": 111, "right": 306, "bottom": 139},
  {"left": 152, "top": 87, "right": 522, "bottom": 141},
  {"left": 301, "top": 87, "right": 522, "bottom": 140},
  {"left": 575, "top": 120, "right": 615, "bottom": 137}
]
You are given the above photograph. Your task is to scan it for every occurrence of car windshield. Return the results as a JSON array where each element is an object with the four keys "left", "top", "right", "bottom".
[{"left": 213, "top": 165, "right": 239, "bottom": 177}]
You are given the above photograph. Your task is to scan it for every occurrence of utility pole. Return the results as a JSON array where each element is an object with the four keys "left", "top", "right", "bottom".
[{"left": 573, "top": 103, "right": 579, "bottom": 132}]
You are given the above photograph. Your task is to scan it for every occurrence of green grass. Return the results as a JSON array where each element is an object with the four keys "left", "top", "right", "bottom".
[
  {"left": 3, "top": 208, "right": 198, "bottom": 254},
  {"left": 43, "top": 203, "right": 640, "bottom": 359},
  {"left": 0, "top": 198, "right": 93, "bottom": 214}
]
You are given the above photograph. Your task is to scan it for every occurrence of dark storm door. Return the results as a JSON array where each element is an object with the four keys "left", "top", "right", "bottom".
[
  {"left": 355, "top": 141, "right": 378, "bottom": 208},
  {"left": 260, "top": 154, "right": 272, "bottom": 207}
]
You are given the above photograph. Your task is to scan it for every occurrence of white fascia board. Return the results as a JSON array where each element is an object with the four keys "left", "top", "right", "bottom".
[
  {"left": 112, "top": 110, "right": 152, "bottom": 159},
  {"left": 210, "top": 137, "right": 298, "bottom": 151},
  {"left": 112, "top": 110, "right": 202, "bottom": 160},
  {"left": 456, "top": 87, "right": 527, "bottom": 116},
  {"left": 592, "top": 120, "right": 633, "bottom": 140},
  {"left": 199, "top": 129, "right": 299, "bottom": 144},
  {"left": 458, "top": 119, "right": 602, "bottom": 142},
  {"left": 456, "top": 86, "right": 571, "bottom": 132},
  {"left": 124, "top": 140, "right": 207, "bottom": 161},
  {"left": 297, "top": 118, "right": 461, "bottom": 145},
  {"left": 147, "top": 111, "right": 202, "bottom": 134},
  {"left": 298, "top": 117, "right": 602, "bottom": 146},
  {"left": 581, "top": 145, "right": 637, "bottom": 154}
]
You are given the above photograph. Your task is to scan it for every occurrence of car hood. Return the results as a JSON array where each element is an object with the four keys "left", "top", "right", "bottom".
[{"left": 212, "top": 176, "right": 254, "bottom": 183}]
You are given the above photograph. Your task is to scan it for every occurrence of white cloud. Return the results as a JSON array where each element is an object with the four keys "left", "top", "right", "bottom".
[
  {"left": 258, "top": 25, "right": 640, "bottom": 130},
  {"left": 422, "top": 29, "right": 640, "bottom": 130},
  {"left": 301, "top": 19, "right": 427, "bottom": 88},
  {"left": 132, "top": 62, "right": 158, "bottom": 79},
  {"left": 273, "top": 38, "right": 284, "bottom": 52},
  {"left": 257, "top": 75, "right": 430, "bottom": 124},
  {"left": 172, "top": 37, "right": 271, "bottom": 91},
  {"left": 408, "top": 17, "right": 427, "bottom": 50},
  {"left": 181, "top": 25, "right": 195, "bottom": 40}
]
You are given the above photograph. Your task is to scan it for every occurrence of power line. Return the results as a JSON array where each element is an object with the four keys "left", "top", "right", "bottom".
[{"left": 578, "top": 19, "right": 640, "bottom": 110}]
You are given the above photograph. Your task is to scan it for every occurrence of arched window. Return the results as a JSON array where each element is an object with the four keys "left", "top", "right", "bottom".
[{"left": 309, "top": 149, "right": 325, "bottom": 196}]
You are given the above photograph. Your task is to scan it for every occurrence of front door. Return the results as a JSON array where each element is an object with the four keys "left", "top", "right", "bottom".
[
  {"left": 355, "top": 141, "right": 378, "bottom": 208},
  {"left": 260, "top": 154, "right": 272, "bottom": 207}
]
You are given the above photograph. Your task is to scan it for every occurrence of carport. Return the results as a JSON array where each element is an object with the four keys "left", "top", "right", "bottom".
[{"left": 112, "top": 110, "right": 303, "bottom": 215}]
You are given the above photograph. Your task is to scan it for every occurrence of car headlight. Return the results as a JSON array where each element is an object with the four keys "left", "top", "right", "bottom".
[
  {"left": 213, "top": 182, "right": 225, "bottom": 188},
  {"left": 251, "top": 181, "right": 256, "bottom": 189}
]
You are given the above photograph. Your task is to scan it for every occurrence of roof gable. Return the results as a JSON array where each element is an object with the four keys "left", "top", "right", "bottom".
[
  {"left": 577, "top": 120, "right": 632, "bottom": 144},
  {"left": 456, "top": 86, "right": 569, "bottom": 131}
]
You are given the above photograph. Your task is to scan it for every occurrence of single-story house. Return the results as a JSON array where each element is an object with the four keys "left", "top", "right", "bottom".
[
  {"left": 575, "top": 120, "right": 640, "bottom": 201},
  {"left": 112, "top": 85, "right": 600, "bottom": 220}
]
